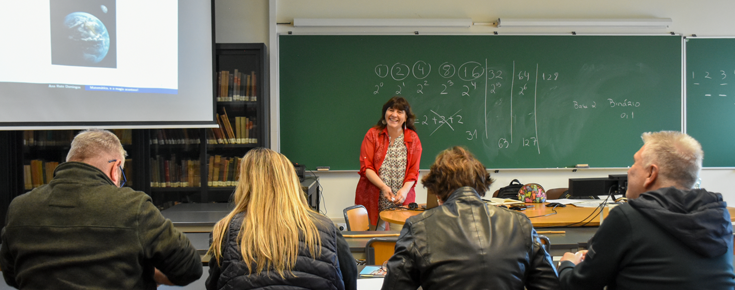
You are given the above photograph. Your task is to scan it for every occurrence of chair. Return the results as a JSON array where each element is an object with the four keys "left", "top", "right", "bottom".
[
  {"left": 365, "top": 237, "right": 399, "bottom": 265},
  {"left": 545, "top": 188, "right": 569, "bottom": 200},
  {"left": 343, "top": 205, "right": 369, "bottom": 231},
  {"left": 538, "top": 234, "right": 551, "bottom": 254}
]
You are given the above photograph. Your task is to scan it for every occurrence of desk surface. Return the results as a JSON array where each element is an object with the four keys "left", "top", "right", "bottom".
[
  {"left": 343, "top": 227, "right": 596, "bottom": 252},
  {"left": 161, "top": 203, "right": 232, "bottom": 232},
  {"left": 380, "top": 203, "right": 735, "bottom": 228}
]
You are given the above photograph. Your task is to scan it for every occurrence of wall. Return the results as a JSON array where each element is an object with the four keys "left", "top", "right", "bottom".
[{"left": 215, "top": 0, "right": 735, "bottom": 221}]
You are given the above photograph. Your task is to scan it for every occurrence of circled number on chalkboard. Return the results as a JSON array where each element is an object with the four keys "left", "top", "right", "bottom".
[
  {"left": 412, "top": 61, "right": 431, "bottom": 79},
  {"left": 391, "top": 63, "right": 410, "bottom": 81},
  {"left": 439, "top": 63, "right": 456, "bottom": 78},
  {"left": 458, "top": 61, "right": 484, "bottom": 81}
]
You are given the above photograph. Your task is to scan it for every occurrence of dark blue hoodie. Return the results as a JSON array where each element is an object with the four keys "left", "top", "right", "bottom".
[
  {"left": 629, "top": 187, "right": 733, "bottom": 258},
  {"left": 559, "top": 187, "right": 735, "bottom": 290}
]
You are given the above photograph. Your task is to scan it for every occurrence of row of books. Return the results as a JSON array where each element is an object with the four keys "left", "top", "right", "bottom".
[
  {"left": 23, "top": 160, "right": 59, "bottom": 190},
  {"left": 23, "top": 130, "right": 133, "bottom": 146},
  {"left": 209, "top": 109, "right": 257, "bottom": 144},
  {"left": 151, "top": 155, "right": 201, "bottom": 188},
  {"left": 218, "top": 69, "right": 257, "bottom": 102},
  {"left": 150, "top": 129, "right": 202, "bottom": 145},
  {"left": 24, "top": 159, "right": 132, "bottom": 190},
  {"left": 208, "top": 155, "right": 241, "bottom": 187}
]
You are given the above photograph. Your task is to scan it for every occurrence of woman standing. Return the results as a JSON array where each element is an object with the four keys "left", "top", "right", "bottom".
[
  {"left": 206, "top": 148, "right": 356, "bottom": 290},
  {"left": 354, "top": 96, "right": 422, "bottom": 229}
]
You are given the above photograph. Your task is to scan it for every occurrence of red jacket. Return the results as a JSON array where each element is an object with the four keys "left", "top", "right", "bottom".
[{"left": 355, "top": 127, "right": 422, "bottom": 226}]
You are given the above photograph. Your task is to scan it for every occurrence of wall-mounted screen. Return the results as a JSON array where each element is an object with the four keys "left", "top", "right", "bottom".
[{"left": 0, "top": 0, "right": 215, "bottom": 129}]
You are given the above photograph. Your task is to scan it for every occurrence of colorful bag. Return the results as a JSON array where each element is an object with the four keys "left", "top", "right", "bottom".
[{"left": 518, "top": 183, "right": 546, "bottom": 203}]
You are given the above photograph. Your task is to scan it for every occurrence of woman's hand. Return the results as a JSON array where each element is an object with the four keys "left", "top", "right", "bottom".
[
  {"left": 380, "top": 186, "right": 395, "bottom": 202},
  {"left": 393, "top": 187, "right": 410, "bottom": 205}
]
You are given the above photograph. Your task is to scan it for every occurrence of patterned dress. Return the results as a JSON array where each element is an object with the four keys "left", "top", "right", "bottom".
[{"left": 378, "top": 132, "right": 407, "bottom": 211}]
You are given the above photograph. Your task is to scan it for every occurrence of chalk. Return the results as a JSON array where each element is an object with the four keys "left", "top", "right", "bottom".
[{"left": 575, "top": 164, "right": 589, "bottom": 168}]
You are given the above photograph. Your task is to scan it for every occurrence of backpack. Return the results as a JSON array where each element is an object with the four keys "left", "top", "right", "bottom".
[{"left": 496, "top": 179, "right": 524, "bottom": 199}]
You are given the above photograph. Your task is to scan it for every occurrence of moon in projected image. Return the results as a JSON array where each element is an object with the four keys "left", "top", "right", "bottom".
[{"left": 62, "top": 12, "right": 110, "bottom": 64}]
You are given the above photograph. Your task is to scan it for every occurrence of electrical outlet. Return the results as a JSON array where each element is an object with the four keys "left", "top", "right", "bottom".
[{"left": 337, "top": 223, "right": 347, "bottom": 231}]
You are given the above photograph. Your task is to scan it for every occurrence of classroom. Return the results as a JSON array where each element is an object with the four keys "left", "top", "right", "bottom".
[
  {"left": 221, "top": 0, "right": 735, "bottom": 221},
  {"left": 1, "top": 0, "right": 734, "bottom": 288}
]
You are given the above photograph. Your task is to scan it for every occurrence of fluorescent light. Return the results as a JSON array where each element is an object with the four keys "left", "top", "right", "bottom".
[
  {"left": 293, "top": 18, "right": 473, "bottom": 27},
  {"left": 497, "top": 18, "right": 672, "bottom": 29}
]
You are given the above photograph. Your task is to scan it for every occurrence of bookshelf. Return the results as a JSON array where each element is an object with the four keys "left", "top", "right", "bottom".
[
  {"left": 0, "top": 43, "right": 270, "bottom": 212},
  {"left": 147, "top": 43, "right": 269, "bottom": 208}
]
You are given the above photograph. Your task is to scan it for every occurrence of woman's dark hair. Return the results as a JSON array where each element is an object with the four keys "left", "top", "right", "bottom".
[
  {"left": 421, "top": 146, "right": 494, "bottom": 202},
  {"left": 375, "top": 96, "right": 417, "bottom": 131}
]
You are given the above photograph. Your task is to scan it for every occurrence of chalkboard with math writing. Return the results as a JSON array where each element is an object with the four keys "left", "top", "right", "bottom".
[
  {"left": 280, "top": 35, "right": 682, "bottom": 170},
  {"left": 686, "top": 37, "right": 735, "bottom": 167}
]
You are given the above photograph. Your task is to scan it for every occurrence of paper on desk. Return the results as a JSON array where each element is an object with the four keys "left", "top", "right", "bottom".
[
  {"left": 357, "top": 277, "right": 384, "bottom": 289},
  {"left": 483, "top": 198, "right": 525, "bottom": 206}
]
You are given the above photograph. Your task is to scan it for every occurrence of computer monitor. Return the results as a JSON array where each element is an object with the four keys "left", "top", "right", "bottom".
[
  {"left": 568, "top": 177, "right": 619, "bottom": 198},
  {"left": 608, "top": 174, "right": 628, "bottom": 197}
]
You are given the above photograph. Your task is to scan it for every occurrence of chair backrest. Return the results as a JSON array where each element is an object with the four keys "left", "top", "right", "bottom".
[
  {"left": 538, "top": 234, "right": 551, "bottom": 254},
  {"left": 365, "top": 237, "right": 398, "bottom": 265},
  {"left": 343, "top": 205, "right": 369, "bottom": 231},
  {"left": 545, "top": 188, "right": 569, "bottom": 200}
]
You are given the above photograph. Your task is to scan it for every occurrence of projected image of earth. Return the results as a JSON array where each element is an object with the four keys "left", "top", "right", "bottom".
[
  {"left": 62, "top": 12, "right": 110, "bottom": 63},
  {"left": 51, "top": 0, "right": 117, "bottom": 68}
]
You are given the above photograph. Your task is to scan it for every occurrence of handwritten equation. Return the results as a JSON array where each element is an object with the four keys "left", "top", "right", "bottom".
[
  {"left": 690, "top": 70, "right": 735, "bottom": 104},
  {"left": 373, "top": 60, "right": 568, "bottom": 154}
]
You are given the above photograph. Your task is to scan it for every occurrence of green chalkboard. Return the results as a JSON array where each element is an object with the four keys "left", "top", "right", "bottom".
[
  {"left": 280, "top": 35, "right": 682, "bottom": 170},
  {"left": 686, "top": 38, "right": 735, "bottom": 167}
]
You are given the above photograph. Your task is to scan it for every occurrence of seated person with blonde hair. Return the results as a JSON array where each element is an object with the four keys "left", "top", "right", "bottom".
[{"left": 206, "top": 148, "right": 357, "bottom": 290}]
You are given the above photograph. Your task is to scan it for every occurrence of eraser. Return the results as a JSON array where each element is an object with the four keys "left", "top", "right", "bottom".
[{"left": 575, "top": 164, "right": 589, "bottom": 168}]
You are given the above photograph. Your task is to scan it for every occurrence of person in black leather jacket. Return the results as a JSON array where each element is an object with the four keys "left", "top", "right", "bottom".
[
  {"left": 205, "top": 148, "right": 357, "bottom": 290},
  {"left": 382, "top": 146, "right": 560, "bottom": 290}
]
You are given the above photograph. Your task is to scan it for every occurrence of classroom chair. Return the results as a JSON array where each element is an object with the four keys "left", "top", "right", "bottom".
[
  {"left": 545, "top": 188, "right": 569, "bottom": 200},
  {"left": 343, "top": 205, "right": 370, "bottom": 231},
  {"left": 365, "top": 237, "right": 399, "bottom": 266}
]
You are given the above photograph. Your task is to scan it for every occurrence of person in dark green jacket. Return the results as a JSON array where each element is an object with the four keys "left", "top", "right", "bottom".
[{"left": 0, "top": 129, "right": 202, "bottom": 289}]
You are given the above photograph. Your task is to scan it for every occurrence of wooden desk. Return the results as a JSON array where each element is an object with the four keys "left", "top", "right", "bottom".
[
  {"left": 342, "top": 227, "right": 597, "bottom": 259},
  {"left": 379, "top": 204, "right": 735, "bottom": 228}
]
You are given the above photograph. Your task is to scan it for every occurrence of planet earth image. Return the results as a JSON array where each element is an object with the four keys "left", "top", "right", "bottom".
[{"left": 62, "top": 12, "right": 110, "bottom": 64}]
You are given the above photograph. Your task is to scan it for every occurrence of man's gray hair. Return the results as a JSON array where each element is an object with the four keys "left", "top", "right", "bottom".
[
  {"left": 641, "top": 131, "right": 703, "bottom": 189},
  {"left": 66, "top": 129, "right": 127, "bottom": 163}
]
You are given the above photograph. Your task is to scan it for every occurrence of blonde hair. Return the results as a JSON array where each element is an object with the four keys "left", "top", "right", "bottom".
[
  {"left": 641, "top": 131, "right": 703, "bottom": 189},
  {"left": 66, "top": 129, "right": 127, "bottom": 164},
  {"left": 207, "top": 148, "right": 321, "bottom": 278}
]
